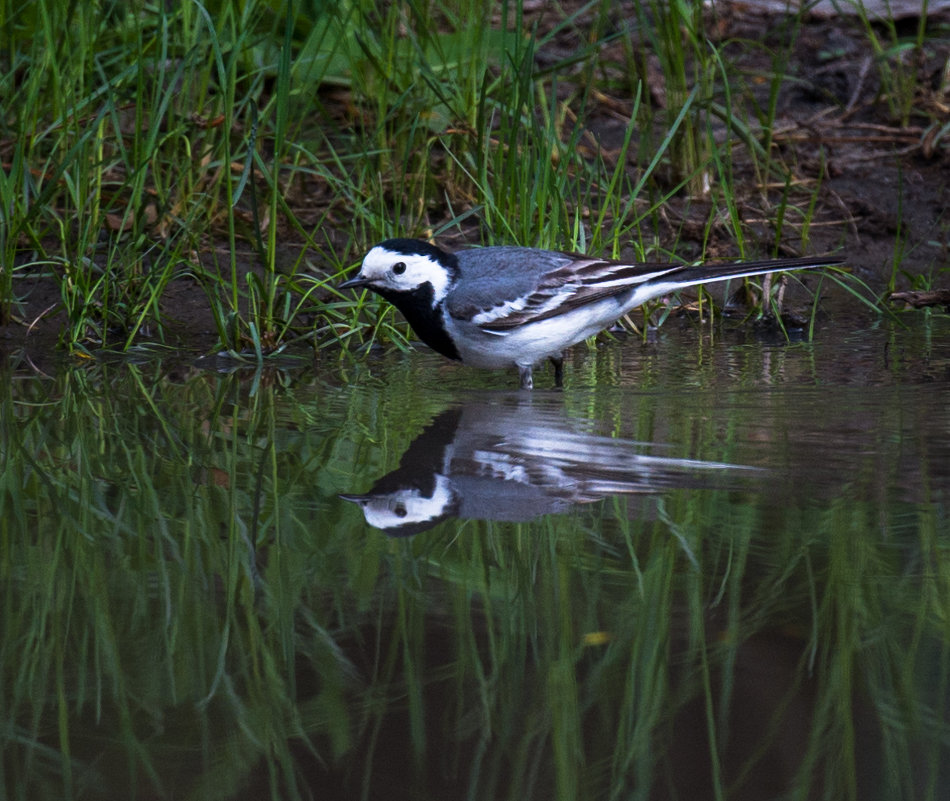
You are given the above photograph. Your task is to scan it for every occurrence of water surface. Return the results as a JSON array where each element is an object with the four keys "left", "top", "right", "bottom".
[{"left": 2, "top": 311, "right": 948, "bottom": 800}]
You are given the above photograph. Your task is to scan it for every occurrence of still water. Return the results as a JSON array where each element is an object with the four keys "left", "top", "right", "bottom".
[{"left": 2, "top": 312, "right": 948, "bottom": 800}]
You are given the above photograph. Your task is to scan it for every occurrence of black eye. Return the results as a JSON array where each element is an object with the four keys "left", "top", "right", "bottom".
[
  {"left": 392, "top": 262, "right": 406, "bottom": 275},
  {"left": 394, "top": 503, "right": 408, "bottom": 518}
]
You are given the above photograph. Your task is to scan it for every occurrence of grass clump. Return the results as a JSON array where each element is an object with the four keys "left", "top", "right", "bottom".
[{"left": 1, "top": 0, "right": 876, "bottom": 359}]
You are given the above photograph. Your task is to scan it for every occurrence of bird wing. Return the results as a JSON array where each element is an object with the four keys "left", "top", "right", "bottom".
[
  {"left": 450, "top": 251, "right": 838, "bottom": 332},
  {"left": 463, "top": 255, "right": 684, "bottom": 331}
]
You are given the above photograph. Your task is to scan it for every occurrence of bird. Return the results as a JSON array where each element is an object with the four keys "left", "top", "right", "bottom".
[
  {"left": 339, "top": 239, "right": 842, "bottom": 389},
  {"left": 340, "top": 396, "right": 760, "bottom": 536}
]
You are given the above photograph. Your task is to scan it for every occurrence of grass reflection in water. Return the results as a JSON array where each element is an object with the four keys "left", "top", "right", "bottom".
[{"left": 1, "top": 353, "right": 948, "bottom": 801}]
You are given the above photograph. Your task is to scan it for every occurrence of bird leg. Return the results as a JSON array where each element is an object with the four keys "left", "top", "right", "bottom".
[
  {"left": 550, "top": 355, "right": 564, "bottom": 388},
  {"left": 518, "top": 365, "right": 534, "bottom": 390}
]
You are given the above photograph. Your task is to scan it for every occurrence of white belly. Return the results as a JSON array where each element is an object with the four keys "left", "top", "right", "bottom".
[{"left": 445, "top": 296, "right": 627, "bottom": 369}]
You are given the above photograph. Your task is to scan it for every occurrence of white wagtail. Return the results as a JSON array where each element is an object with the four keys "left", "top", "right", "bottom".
[
  {"left": 340, "top": 397, "right": 757, "bottom": 535},
  {"left": 339, "top": 239, "right": 842, "bottom": 389}
]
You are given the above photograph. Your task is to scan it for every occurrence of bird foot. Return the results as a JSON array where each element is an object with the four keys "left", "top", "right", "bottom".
[
  {"left": 550, "top": 355, "right": 564, "bottom": 388},
  {"left": 518, "top": 365, "right": 534, "bottom": 390}
]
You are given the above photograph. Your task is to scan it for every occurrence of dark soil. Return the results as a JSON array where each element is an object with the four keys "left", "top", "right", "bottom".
[{"left": 4, "top": 4, "right": 950, "bottom": 369}]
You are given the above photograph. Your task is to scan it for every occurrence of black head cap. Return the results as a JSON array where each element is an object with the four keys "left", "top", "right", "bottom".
[{"left": 377, "top": 238, "right": 459, "bottom": 273}]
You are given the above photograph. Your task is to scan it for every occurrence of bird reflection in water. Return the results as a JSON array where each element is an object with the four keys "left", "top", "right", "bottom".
[{"left": 341, "top": 395, "right": 759, "bottom": 536}]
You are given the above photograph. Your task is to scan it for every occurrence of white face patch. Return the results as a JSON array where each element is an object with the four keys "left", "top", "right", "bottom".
[
  {"left": 357, "top": 245, "right": 453, "bottom": 302},
  {"left": 356, "top": 475, "right": 456, "bottom": 530}
]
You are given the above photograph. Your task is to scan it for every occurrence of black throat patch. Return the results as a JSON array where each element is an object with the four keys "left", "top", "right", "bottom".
[{"left": 374, "top": 283, "right": 461, "bottom": 361}]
